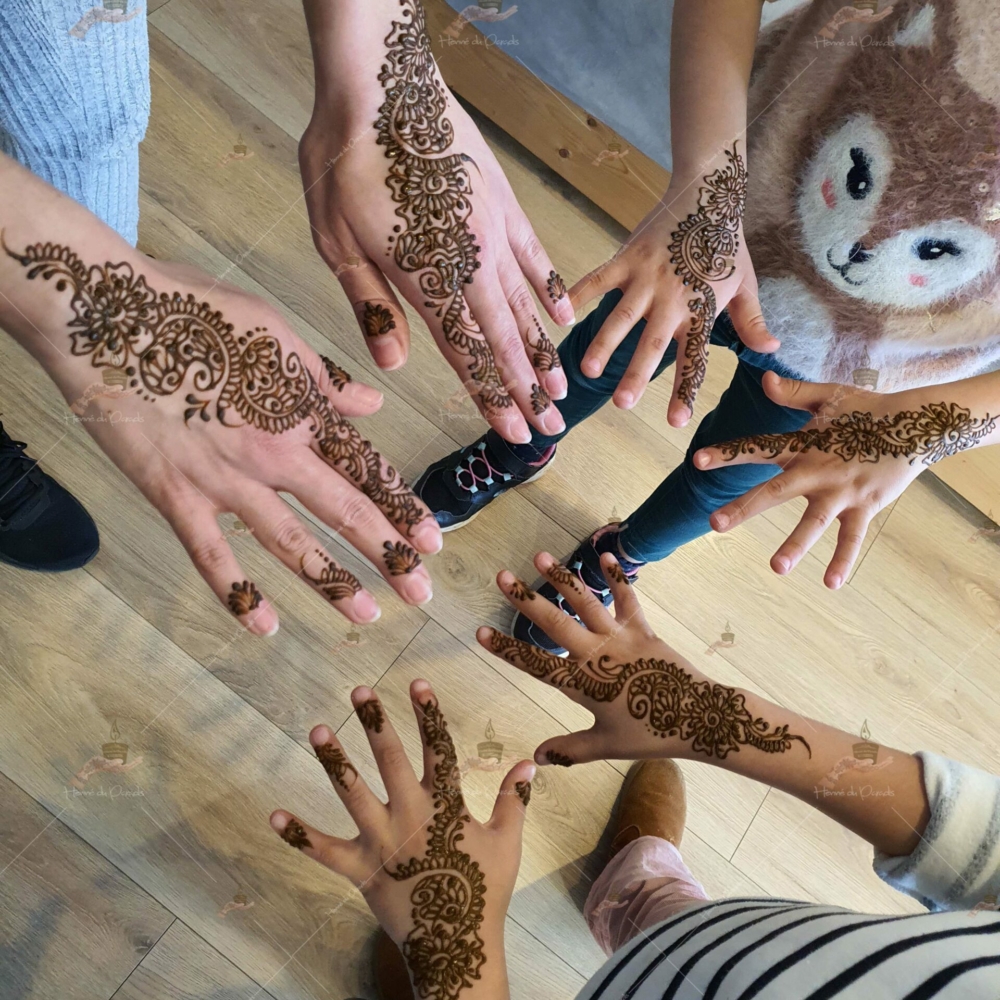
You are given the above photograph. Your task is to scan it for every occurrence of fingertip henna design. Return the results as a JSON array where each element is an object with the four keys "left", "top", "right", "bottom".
[
  {"left": 508, "top": 578, "right": 536, "bottom": 602},
  {"left": 605, "top": 561, "right": 629, "bottom": 586},
  {"left": 315, "top": 742, "right": 358, "bottom": 792},
  {"left": 320, "top": 355, "right": 352, "bottom": 391},
  {"left": 383, "top": 540, "right": 422, "bottom": 575},
  {"left": 545, "top": 561, "right": 581, "bottom": 591},
  {"left": 514, "top": 780, "right": 531, "bottom": 806},
  {"left": 356, "top": 698, "right": 385, "bottom": 733},
  {"left": 546, "top": 270, "right": 568, "bottom": 302},
  {"left": 530, "top": 383, "right": 551, "bottom": 415},
  {"left": 228, "top": 580, "right": 262, "bottom": 617},
  {"left": 376, "top": 1, "right": 513, "bottom": 416},
  {"left": 389, "top": 699, "right": 486, "bottom": 999},
  {"left": 280, "top": 817, "right": 311, "bottom": 850},
  {"left": 2, "top": 237, "right": 430, "bottom": 536},
  {"left": 668, "top": 144, "right": 747, "bottom": 411},
  {"left": 718, "top": 404, "right": 997, "bottom": 468},
  {"left": 362, "top": 301, "right": 397, "bottom": 338},
  {"left": 300, "top": 551, "right": 362, "bottom": 604},
  {"left": 545, "top": 750, "right": 574, "bottom": 767}
]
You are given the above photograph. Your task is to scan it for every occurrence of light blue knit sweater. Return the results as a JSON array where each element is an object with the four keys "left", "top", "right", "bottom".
[{"left": 0, "top": 0, "right": 149, "bottom": 245}]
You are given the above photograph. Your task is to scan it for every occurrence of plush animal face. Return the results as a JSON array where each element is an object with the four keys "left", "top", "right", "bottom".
[{"left": 797, "top": 112, "right": 999, "bottom": 309}]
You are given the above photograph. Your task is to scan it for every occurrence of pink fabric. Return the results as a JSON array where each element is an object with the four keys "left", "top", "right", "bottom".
[{"left": 584, "top": 835, "right": 711, "bottom": 956}]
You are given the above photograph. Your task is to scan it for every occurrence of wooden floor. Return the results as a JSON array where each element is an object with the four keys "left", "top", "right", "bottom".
[{"left": 2, "top": 3, "right": 1000, "bottom": 998}]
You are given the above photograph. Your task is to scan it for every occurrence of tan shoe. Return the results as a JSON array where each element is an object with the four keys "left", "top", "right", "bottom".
[
  {"left": 609, "top": 759, "right": 687, "bottom": 857},
  {"left": 374, "top": 929, "right": 413, "bottom": 1000}
]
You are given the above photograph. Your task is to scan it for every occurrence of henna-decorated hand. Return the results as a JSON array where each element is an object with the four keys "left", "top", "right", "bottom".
[
  {"left": 3, "top": 237, "right": 443, "bottom": 633},
  {"left": 271, "top": 682, "right": 532, "bottom": 1000},
  {"left": 568, "top": 146, "right": 778, "bottom": 427},
  {"left": 299, "top": 0, "right": 571, "bottom": 446},
  {"left": 478, "top": 552, "right": 811, "bottom": 766},
  {"left": 693, "top": 374, "right": 999, "bottom": 589}
]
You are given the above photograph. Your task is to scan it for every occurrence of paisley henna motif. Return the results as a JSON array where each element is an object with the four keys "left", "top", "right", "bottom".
[
  {"left": 300, "top": 550, "right": 362, "bottom": 604},
  {"left": 488, "top": 632, "right": 810, "bottom": 761},
  {"left": 375, "top": 1, "right": 511, "bottom": 414},
  {"left": 357, "top": 699, "right": 385, "bottom": 733},
  {"left": 227, "top": 581, "right": 262, "bottom": 617},
  {"left": 315, "top": 742, "right": 358, "bottom": 792},
  {"left": 717, "top": 404, "right": 997, "bottom": 468},
  {"left": 507, "top": 578, "right": 535, "bottom": 602},
  {"left": 667, "top": 145, "right": 747, "bottom": 411},
  {"left": 2, "top": 235, "right": 429, "bottom": 534},
  {"left": 321, "top": 355, "right": 351, "bottom": 391},
  {"left": 527, "top": 317, "right": 561, "bottom": 372},
  {"left": 530, "top": 383, "right": 550, "bottom": 415},
  {"left": 389, "top": 700, "right": 486, "bottom": 1000}
]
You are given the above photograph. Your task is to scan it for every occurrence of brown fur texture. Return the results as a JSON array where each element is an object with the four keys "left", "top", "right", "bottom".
[{"left": 745, "top": 0, "right": 1000, "bottom": 391}]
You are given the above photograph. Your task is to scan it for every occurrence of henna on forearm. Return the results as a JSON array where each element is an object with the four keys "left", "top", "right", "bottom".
[
  {"left": 489, "top": 632, "right": 810, "bottom": 760},
  {"left": 717, "top": 403, "right": 997, "bottom": 467},
  {"left": 667, "top": 144, "right": 747, "bottom": 410},
  {"left": 228, "top": 580, "right": 262, "bottom": 617},
  {"left": 356, "top": 698, "right": 385, "bottom": 733},
  {"left": 315, "top": 742, "right": 358, "bottom": 792},
  {"left": 375, "top": 0, "right": 511, "bottom": 415},
  {"left": 1, "top": 235, "right": 429, "bottom": 535},
  {"left": 362, "top": 301, "right": 396, "bottom": 338},
  {"left": 389, "top": 699, "right": 487, "bottom": 999}
]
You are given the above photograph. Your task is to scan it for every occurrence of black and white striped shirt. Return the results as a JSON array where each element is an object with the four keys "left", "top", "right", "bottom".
[{"left": 577, "top": 897, "right": 1000, "bottom": 999}]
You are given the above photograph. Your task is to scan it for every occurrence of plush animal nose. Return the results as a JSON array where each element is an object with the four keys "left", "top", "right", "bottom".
[{"left": 848, "top": 242, "right": 873, "bottom": 265}]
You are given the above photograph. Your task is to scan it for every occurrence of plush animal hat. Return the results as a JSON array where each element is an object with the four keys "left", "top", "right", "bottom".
[{"left": 745, "top": 0, "right": 1000, "bottom": 391}]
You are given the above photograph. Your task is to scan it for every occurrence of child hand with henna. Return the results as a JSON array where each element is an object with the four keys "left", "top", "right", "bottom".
[{"left": 270, "top": 682, "right": 534, "bottom": 1000}]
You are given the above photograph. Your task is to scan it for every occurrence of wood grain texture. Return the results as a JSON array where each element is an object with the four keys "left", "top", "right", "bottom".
[
  {"left": 0, "top": 773, "right": 173, "bottom": 1000},
  {"left": 113, "top": 921, "right": 277, "bottom": 1000}
]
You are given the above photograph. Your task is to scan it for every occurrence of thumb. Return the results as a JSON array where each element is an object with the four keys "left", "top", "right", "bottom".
[
  {"left": 489, "top": 759, "right": 537, "bottom": 831},
  {"left": 759, "top": 371, "right": 847, "bottom": 415},
  {"left": 535, "top": 729, "right": 601, "bottom": 769},
  {"left": 727, "top": 281, "right": 779, "bottom": 354}
]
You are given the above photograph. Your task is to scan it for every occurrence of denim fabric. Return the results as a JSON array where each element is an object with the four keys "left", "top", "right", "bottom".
[
  {"left": 0, "top": 0, "right": 149, "bottom": 244},
  {"left": 531, "top": 289, "right": 812, "bottom": 563}
]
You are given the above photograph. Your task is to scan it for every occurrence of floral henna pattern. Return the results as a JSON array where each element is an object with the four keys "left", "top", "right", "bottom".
[
  {"left": 514, "top": 780, "right": 531, "bottom": 806},
  {"left": 667, "top": 144, "right": 747, "bottom": 411},
  {"left": 389, "top": 699, "right": 487, "bottom": 999},
  {"left": 300, "top": 551, "right": 362, "bottom": 604},
  {"left": 356, "top": 699, "right": 385, "bottom": 733},
  {"left": 315, "top": 742, "right": 358, "bottom": 792},
  {"left": 545, "top": 750, "right": 574, "bottom": 767},
  {"left": 2, "top": 236, "right": 429, "bottom": 534},
  {"left": 383, "top": 540, "right": 422, "bottom": 575},
  {"left": 488, "top": 632, "right": 810, "bottom": 760},
  {"left": 545, "top": 562, "right": 581, "bottom": 591},
  {"left": 530, "top": 383, "right": 551, "bottom": 415},
  {"left": 605, "top": 561, "right": 629, "bottom": 585},
  {"left": 375, "top": 1, "right": 511, "bottom": 415},
  {"left": 227, "top": 580, "right": 262, "bottom": 617},
  {"left": 321, "top": 355, "right": 351, "bottom": 391},
  {"left": 280, "top": 818, "right": 311, "bottom": 850},
  {"left": 717, "top": 404, "right": 997, "bottom": 468},
  {"left": 507, "top": 578, "right": 535, "bottom": 602},
  {"left": 546, "top": 270, "right": 568, "bottom": 302},
  {"left": 527, "top": 317, "right": 561, "bottom": 372},
  {"left": 362, "top": 301, "right": 397, "bottom": 338}
]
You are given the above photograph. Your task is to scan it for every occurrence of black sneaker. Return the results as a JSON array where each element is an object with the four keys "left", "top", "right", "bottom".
[
  {"left": 513, "top": 524, "right": 641, "bottom": 655},
  {"left": 0, "top": 422, "right": 100, "bottom": 572},
  {"left": 413, "top": 429, "right": 555, "bottom": 532}
]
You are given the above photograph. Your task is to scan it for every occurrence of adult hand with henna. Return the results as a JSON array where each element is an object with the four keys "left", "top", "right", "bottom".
[
  {"left": 0, "top": 153, "right": 444, "bottom": 634},
  {"left": 693, "top": 372, "right": 1000, "bottom": 589},
  {"left": 477, "top": 551, "right": 811, "bottom": 767},
  {"left": 270, "top": 681, "right": 533, "bottom": 1000},
  {"left": 298, "top": 0, "right": 571, "bottom": 445},
  {"left": 568, "top": 154, "right": 779, "bottom": 427}
]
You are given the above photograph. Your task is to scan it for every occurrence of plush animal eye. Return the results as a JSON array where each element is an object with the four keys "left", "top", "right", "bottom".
[
  {"left": 846, "top": 147, "right": 873, "bottom": 200},
  {"left": 915, "top": 238, "right": 961, "bottom": 260}
]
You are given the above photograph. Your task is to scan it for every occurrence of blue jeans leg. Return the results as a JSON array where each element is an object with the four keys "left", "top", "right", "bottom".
[{"left": 618, "top": 360, "right": 813, "bottom": 563}]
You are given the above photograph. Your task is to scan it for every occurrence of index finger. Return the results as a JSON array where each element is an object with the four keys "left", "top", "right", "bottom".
[
  {"left": 668, "top": 307, "right": 712, "bottom": 427},
  {"left": 694, "top": 430, "right": 808, "bottom": 471},
  {"left": 476, "top": 626, "right": 590, "bottom": 706}
]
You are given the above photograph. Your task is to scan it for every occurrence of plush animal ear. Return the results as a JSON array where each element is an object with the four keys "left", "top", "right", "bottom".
[
  {"left": 952, "top": 0, "right": 1000, "bottom": 110},
  {"left": 894, "top": 3, "right": 936, "bottom": 47}
]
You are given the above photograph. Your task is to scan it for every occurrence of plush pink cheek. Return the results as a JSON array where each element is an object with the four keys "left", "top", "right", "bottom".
[
  {"left": 821, "top": 177, "right": 837, "bottom": 209},
  {"left": 909, "top": 273, "right": 928, "bottom": 287}
]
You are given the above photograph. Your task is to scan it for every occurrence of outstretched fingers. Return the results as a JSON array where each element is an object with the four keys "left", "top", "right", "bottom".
[
  {"left": 352, "top": 687, "right": 419, "bottom": 804},
  {"left": 309, "top": 724, "right": 384, "bottom": 828},
  {"left": 475, "top": 626, "right": 588, "bottom": 705},
  {"left": 268, "top": 810, "right": 363, "bottom": 881},
  {"left": 535, "top": 552, "right": 615, "bottom": 634},
  {"left": 409, "top": 680, "right": 463, "bottom": 797}
]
